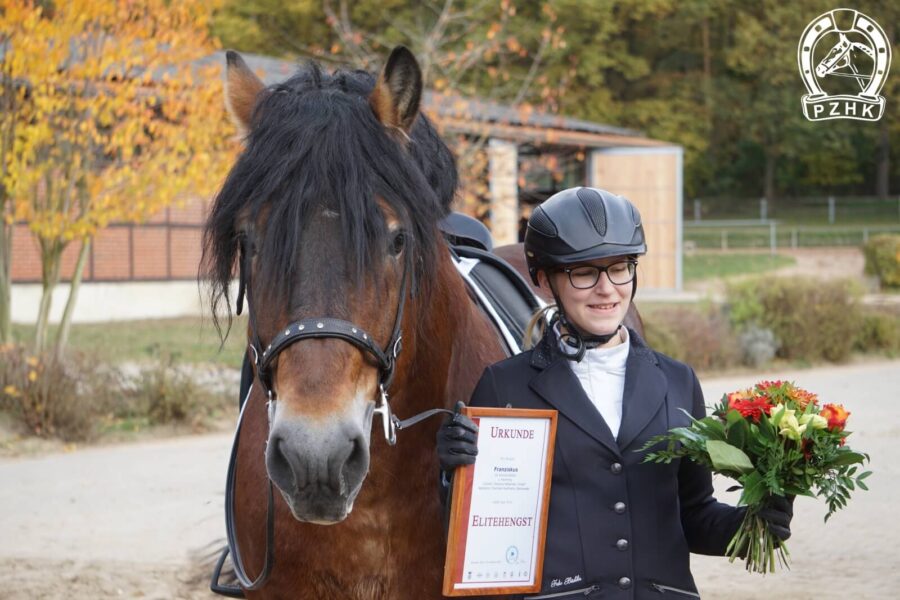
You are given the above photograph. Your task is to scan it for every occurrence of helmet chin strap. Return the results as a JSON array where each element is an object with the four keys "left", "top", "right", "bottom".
[{"left": 546, "top": 277, "right": 622, "bottom": 362}]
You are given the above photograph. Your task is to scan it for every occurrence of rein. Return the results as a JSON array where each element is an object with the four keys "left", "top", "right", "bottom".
[{"left": 221, "top": 247, "right": 454, "bottom": 592}]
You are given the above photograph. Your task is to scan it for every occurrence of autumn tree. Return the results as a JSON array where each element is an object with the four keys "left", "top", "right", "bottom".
[{"left": 0, "top": 0, "right": 235, "bottom": 351}]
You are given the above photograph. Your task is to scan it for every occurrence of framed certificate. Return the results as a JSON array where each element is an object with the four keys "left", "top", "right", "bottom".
[{"left": 442, "top": 407, "right": 558, "bottom": 597}]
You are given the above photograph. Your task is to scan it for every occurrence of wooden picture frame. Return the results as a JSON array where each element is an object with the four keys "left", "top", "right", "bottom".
[{"left": 442, "top": 407, "right": 558, "bottom": 597}]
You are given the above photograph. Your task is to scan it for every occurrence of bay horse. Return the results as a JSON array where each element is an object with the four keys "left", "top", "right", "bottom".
[
  {"left": 203, "top": 46, "right": 645, "bottom": 599},
  {"left": 203, "top": 46, "right": 507, "bottom": 599}
]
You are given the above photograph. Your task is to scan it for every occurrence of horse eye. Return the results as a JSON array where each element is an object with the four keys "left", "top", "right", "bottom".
[{"left": 390, "top": 231, "right": 406, "bottom": 256}]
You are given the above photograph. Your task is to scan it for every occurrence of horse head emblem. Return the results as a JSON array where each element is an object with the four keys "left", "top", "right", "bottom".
[
  {"left": 798, "top": 9, "right": 891, "bottom": 121},
  {"left": 814, "top": 32, "right": 876, "bottom": 90}
]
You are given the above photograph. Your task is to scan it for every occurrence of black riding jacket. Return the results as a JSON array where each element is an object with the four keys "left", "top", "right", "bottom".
[{"left": 465, "top": 328, "right": 745, "bottom": 600}]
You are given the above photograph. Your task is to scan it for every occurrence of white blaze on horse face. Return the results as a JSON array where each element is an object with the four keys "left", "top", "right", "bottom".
[{"left": 265, "top": 373, "right": 377, "bottom": 524}]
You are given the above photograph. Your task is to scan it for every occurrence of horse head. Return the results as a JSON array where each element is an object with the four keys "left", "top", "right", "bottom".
[
  {"left": 204, "top": 47, "right": 456, "bottom": 524},
  {"left": 815, "top": 33, "right": 852, "bottom": 78}
]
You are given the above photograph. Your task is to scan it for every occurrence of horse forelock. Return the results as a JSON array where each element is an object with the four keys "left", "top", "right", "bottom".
[{"left": 202, "top": 60, "right": 457, "bottom": 339}]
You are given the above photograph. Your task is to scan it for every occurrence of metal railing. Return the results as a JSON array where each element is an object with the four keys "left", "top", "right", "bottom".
[{"left": 684, "top": 220, "right": 900, "bottom": 252}]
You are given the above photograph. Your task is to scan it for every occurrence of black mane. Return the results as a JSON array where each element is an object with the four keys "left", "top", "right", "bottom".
[{"left": 202, "top": 61, "right": 457, "bottom": 337}]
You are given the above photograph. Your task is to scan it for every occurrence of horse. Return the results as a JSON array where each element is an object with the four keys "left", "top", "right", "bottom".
[
  {"left": 203, "top": 46, "right": 509, "bottom": 599},
  {"left": 203, "top": 46, "right": 646, "bottom": 599}
]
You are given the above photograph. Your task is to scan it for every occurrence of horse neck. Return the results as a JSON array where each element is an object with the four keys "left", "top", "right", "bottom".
[
  {"left": 399, "top": 246, "right": 505, "bottom": 412},
  {"left": 361, "top": 245, "right": 503, "bottom": 498}
]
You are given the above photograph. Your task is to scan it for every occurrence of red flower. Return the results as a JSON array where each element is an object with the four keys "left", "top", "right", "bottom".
[
  {"left": 756, "top": 380, "right": 784, "bottom": 392},
  {"left": 801, "top": 439, "right": 813, "bottom": 461},
  {"left": 728, "top": 395, "right": 773, "bottom": 423},
  {"left": 820, "top": 403, "right": 850, "bottom": 432}
]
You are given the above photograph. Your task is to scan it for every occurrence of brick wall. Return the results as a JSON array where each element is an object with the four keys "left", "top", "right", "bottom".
[{"left": 10, "top": 197, "right": 210, "bottom": 283}]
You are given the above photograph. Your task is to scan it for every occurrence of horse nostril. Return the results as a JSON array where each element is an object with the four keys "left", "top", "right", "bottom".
[
  {"left": 340, "top": 434, "right": 369, "bottom": 495},
  {"left": 266, "top": 434, "right": 299, "bottom": 492}
]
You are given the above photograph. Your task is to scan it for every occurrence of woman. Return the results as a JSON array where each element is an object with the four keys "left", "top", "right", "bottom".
[{"left": 437, "top": 187, "right": 792, "bottom": 599}]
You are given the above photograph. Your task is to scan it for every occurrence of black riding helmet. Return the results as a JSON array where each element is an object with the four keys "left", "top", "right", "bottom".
[{"left": 524, "top": 187, "right": 646, "bottom": 359}]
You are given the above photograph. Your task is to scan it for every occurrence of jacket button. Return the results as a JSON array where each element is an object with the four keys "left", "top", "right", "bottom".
[
  {"left": 618, "top": 577, "right": 632, "bottom": 589},
  {"left": 616, "top": 539, "right": 629, "bottom": 551},
  {"left": 610, "top": 462, "right": 623, "bottom": 474},
  {"left": 614, "top": 502, "right": 626, "bottom": 514}
]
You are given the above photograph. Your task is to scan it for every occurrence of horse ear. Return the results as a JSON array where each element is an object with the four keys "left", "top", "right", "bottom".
[
  {"left": 369, "top": 46, "right": 422, "bottom": 135},
  {"left": 225, "top": 50, "right": 267, "bottom": 133}
]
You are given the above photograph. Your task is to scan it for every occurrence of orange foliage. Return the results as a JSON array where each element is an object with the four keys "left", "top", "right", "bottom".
[{"left": 0, "top": 0, "right": 236, "bottom": 242}]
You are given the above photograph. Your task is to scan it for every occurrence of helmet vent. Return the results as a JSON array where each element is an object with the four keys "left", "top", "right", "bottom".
[
  {"left": 529, "top": 207, "right": 558, "bottom": 237},
  {"left": 577, "top": 187, "right": 607, "bottom": 236}
]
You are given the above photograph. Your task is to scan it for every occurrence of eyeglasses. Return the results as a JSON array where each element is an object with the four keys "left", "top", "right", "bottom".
[{"left": 560, "top": 260, "right": 637, "bottom": 289}]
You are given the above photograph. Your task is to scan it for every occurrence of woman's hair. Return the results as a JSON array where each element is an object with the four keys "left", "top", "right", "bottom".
[{"left": 523, "top": 304, "right": 557, "bottom": 350}]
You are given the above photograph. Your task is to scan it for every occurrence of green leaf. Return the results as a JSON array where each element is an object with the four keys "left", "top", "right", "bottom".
[
  {"left": 756, "top": 415, "right": 776, "bottom": 442},
  {"left": 707, "top": 440, "right": 755, "bottom": 475},
  {"left": 725, "top": 412, "right": 748, "bottom": 449},
  {"left": 740, "top": 471, "right": 768, "bottom": 505},
  {"left": 830, "top": 451, "right": 867, "bottom": 467}
]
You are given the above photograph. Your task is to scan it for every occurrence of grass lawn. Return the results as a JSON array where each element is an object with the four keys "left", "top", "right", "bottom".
[
  {"left": 11, "top": 316, "right": 248, "bottom": 367},
  {"left": 684, "top": 252, "right": 796, "bottom": 282}
]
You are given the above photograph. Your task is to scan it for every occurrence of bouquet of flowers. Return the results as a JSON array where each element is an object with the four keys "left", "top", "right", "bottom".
[{"left": 641, "top": 380, "right": 870, "bottom": 573}]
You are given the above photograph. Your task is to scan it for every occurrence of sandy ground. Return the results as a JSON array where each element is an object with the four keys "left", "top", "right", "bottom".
[{"left": 2, "top": 358, "right": 899, "bottom": 599}]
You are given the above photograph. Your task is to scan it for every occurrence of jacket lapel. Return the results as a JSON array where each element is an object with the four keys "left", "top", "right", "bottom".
[
  {"left": 529, "top": 357, "right": 622, "bottom": 458},
  {"left": 615, "top": 337, "right": 668, "bottom": 451}
]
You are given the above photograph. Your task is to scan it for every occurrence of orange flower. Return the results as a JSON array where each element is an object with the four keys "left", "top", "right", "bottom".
[
  {"left": 727, "top": 388, "right": 753, "bottom": 404},
  {"left": 788, "top": 387, "right": 819, "bottom": 410},
  {"left": 820, "top": 403, "right": 850, "bottom": 431}
]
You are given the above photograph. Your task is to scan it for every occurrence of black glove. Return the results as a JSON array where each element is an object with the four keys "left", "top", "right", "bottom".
[
  {"left": 759, "top": 494, "right": 794, "bottom": 543},
  {"left": 436, "top": 401, "right": 479, "bottom": 471}
]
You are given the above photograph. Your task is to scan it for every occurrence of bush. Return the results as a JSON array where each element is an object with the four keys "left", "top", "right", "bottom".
[
  {"left": 0, "top": 345, "right": 118, "bottom": 441},
  {"left": 863, "top": 234, "right": 900, "bottom": 289},
  {"left": 128, "top": 352, "right": 225, "bottom": 427},
  {"left": 643, "top": 305, "right": 741, "bottom": 371},
  {"left": 1, "top": 345, "right": 231, "bottom": 442},
  {"left": 726, "top": 277, "right": 862, "bottom": 362},
  {"left": 854, "top": 307, "right": 900, "bottom": 353}
]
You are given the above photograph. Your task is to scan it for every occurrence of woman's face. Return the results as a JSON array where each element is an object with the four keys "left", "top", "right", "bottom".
[{"left": 538, "top": 256, "right": 634, "bottom": 339}]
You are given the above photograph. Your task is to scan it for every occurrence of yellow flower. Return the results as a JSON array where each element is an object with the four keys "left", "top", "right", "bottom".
[
  {"left": 773, "top": 405, "right": 806, "bottom": 441},
  {"left": 3, "top": 385, "right": 19, "bottom": 397},
  {"left": 26, "top": 356, "right": 39, "bottom": 367},
  {"left": 28, "top": 371, "right": 38, "bottom": 382},
  {"left": 799, "top": 413, "right": 828, "bottom": 430}
]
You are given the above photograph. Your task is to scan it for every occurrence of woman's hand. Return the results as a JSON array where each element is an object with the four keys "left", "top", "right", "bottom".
[
  {"left": 436, "top": 401, "right": 479, "bottom": 471},
  {"left": 758, "top": 494, "right": 794, "bottom": 543}
]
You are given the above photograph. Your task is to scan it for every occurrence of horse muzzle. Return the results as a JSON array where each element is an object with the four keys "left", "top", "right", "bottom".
[{"left": 265, "top": 402, "right": 373, "bottom": 523}]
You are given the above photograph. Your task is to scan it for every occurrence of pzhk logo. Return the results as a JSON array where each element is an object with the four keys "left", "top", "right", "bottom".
[{"left": 798, "top": 8, "right": 891, "bottom": 121}]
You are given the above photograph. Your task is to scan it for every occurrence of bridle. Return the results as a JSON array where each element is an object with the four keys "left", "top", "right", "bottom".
[
  {"left": 240, "top": 244, "right": 409, "bottom": 445},
  {"left": 221, "top": 240, "right": 454, "bottom": 592}
]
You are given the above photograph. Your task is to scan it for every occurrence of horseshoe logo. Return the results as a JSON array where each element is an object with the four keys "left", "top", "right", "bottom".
[{"left": 798, "top": 8, "right": 891, "bottom": 121}]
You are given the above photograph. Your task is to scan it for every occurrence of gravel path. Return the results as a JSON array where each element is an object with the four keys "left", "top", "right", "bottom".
[{"left": 1, "top": 359, "right": 898, "bottom": 599}]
